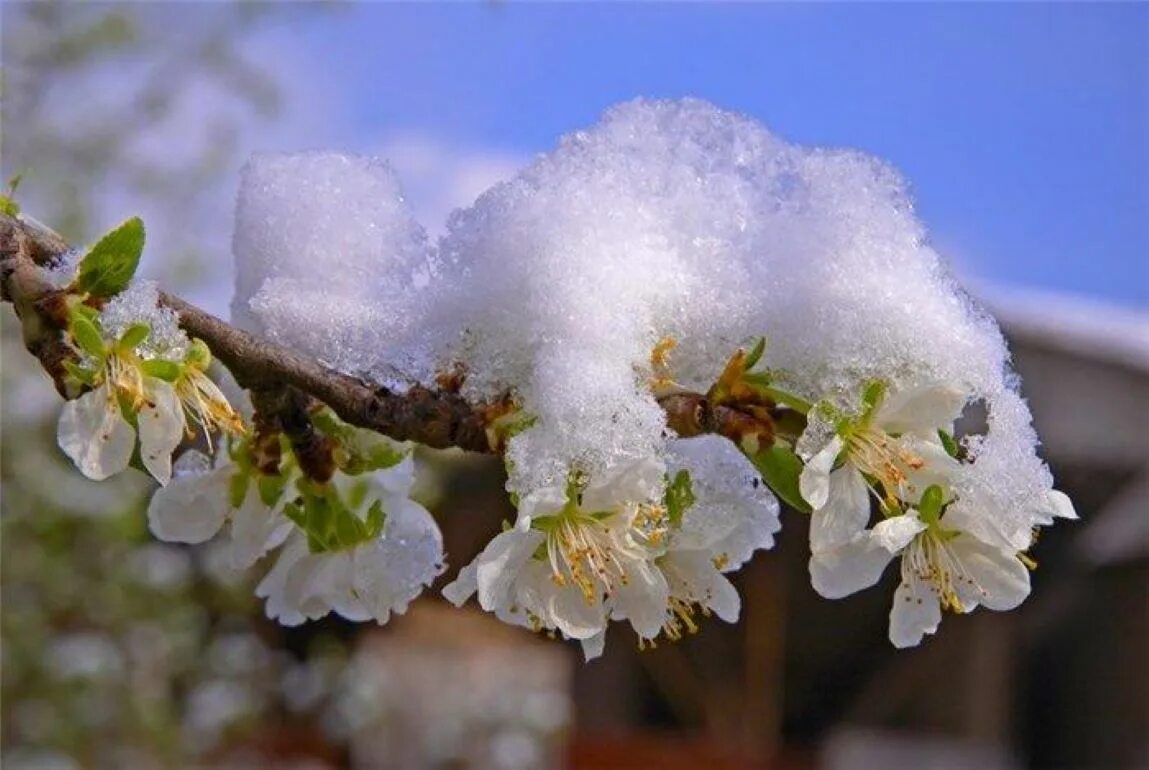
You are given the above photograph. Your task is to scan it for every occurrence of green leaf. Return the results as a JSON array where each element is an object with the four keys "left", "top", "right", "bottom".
[
  {"left": 364, "top": 500, "right": 386, "bottom": 539},
  {"left": 305, "top": 492, "right": 335, "bottom": 546},
  {"left": 664, "top": 469, "right": 697, "bottom": 528},
  {"left": 70, "top": 314, "right": 106, "bottom": 358},
  {"left": 283, "top": 501, "right": 306, "bottom": 529},
  {"left": 118, "top": 322, "right": 150, "bottom": 351},
  {"left": 334, "top": 504, "right": 366, "bottom": 547},
  {"left": 918, "top": 484, "right": 945, "bottom": 524},
  {"left": 0, "top": 195, "right": 18, "bottom": 217},
  {"left": 227, "top": 472, "right": 249, "bottom": 509},
  {"left": 257, "top": 473, "right": 288, "bottom": 508},
  {"left": 314, "top": 407, "right": 408, "bottom": 474},
  {"left": 938, "top": 429, "right": 961, "bottom": 459},
  {"left": 139, "top": 358, "right": 182, "bottom": 382},
  {"left": 861, "top": 380, "right": 887, "bottom": 419},
  {"left": 63, "top": 360, "right": 98, "bottom": 386},
  {"left": 186, "top": 338, "right": 211, "bottom": 368},
  {"left": 744, "top": 337, "right": 767, "bottom": 370},
  {"left": 75, "top": 216, "right": 145, "bottom": 298},
  {"left": 750, "top": 445, "right": 812, "bottom": 513},
  {"left": 740, "top": 374, "right": 813, "bottom": 414}
]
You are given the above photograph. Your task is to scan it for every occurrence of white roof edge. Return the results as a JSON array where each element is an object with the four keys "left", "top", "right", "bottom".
[{"left": 969, "top": 283, "right": 1149, "bottom": 371}]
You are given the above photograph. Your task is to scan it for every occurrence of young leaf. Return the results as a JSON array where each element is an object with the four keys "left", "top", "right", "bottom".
[
  {"left": 938, "top": 429, "right": 961, "bottom": 459},
  {"left": 283, "top": 501, "right": 307, "bottom": 529},
  {"left": 335, "top": 504, "right": 366, "bottom": 547},
  {"left": 744, "top": 336, "right": 767, "bottom": 370},
  {"left": 140, "top": 359, "right": 182, "bottom": 382},
  {"left": 665, "top": 469, "right": 696, "bottom": 527},
  {"left": 861, "top": 380, "right": 887, "bottom": 419},
  {"left": 257, "top": 472, "right": 288, "bottom": 508},
  {"left": 228, "top": 472, "right": 249, "bottom": 509},
  {"left": 118, "top": 322, "right": 151, "bottom": 351},
  {"left": 75, "top": 216, "right": 145, "bottom": 298},
  {"left": 364, "top": 500, "right": 386, "bottom": 539},
  {"left": 918, "top": 484, "right": 945, "bottom": 524},
  {"left": 0, "top": 195, "right": 18, "bottom": 217},
  {"left": 70, "top": 314, "right": 106, "bottom": 358},
  {"left": 750, "top": 445, "right": 812, "bottom": 513}
]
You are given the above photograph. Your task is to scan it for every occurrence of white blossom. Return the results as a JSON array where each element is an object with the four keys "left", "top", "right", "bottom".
[
  {"left": 446, "top": 438, "right": 781, "bottom": 659},
  {"left": 256, "top": 459, "right": 444, "bottom": 626},
  {"left": 443, "top": 457, "right": 667, "bottom": 652},
  {"left": 146, "top": 450, "right": 291, "bottom": 569},
  {"left": 58, "top": 377, "right": 184, "bottom": 484},
  {"left": 646, "top": 436, "right": 780, "bottom": 643},
  {"left": 809, "top": 507, "right": 1031, "bottom": 648},
  {"left": 797, "top": 382, "right": 966, "bottom": 553}
]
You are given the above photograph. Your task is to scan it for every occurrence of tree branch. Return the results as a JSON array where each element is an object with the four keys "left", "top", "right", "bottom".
[{"left": 0, "top": 212, "right": 776, "bottom": 454}]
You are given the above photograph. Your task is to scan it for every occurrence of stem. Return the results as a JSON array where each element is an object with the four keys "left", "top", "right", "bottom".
[{"left": 1, "top": 212, "right": 777, "bottom": 455}]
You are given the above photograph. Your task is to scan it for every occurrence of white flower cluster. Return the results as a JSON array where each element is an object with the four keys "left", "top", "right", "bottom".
[
  {"left": 57, "top": 281, "right": 243, "bottom": 484},
  {"left": 50, "top": 98, "right": 1076, "bottom": 654},
  {"left": 797, "top": 381, "right": 1075, "bottom": 646},
  {"left": 443, "top": 437, "right": 779, "bottom": 659},
  {"left": 146, "top": 433, "right": 444, "bottom": 627}
]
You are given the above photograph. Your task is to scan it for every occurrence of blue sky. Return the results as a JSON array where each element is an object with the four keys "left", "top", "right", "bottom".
[{"left": 262, "top": 3, "right": 1147, "bottom": 308}]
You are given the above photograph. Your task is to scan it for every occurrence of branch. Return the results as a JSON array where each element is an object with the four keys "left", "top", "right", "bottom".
[{"left": 0, "top": 212, "right": 775, "bottom": 454}]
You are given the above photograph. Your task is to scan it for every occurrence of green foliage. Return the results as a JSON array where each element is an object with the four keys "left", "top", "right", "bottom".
[
  {"left": 116, "top": 322, "right": 151, "bottom": 351},
  {"left": 69, "top": 312, "right": 106, "bottom": 358},
  {"left": 664, "top": 469, "right": 696, "bottom": 527},
  {"left": 74, "top": 216, "right": 145, "bottom": 298},
  {"left": 938, "top": 429, "right": 961, "bottom": 459},
  {"left": 750, "top": 444, "right": 812, "bottom": 513},
  {"left": 284, "top": 481, "right": 386, "bottom": 554},
  {"left": 139, "top": 359, "right": 181, "bottom": 382},
  {"left": 0, "top": 173, "right": 22, "bottom": 215},
  {"left": 311, "top": 407, "right": 408, "bottom": 475},
  {"left": 917, "top": 484, "right": 946, "bottom": 524}
]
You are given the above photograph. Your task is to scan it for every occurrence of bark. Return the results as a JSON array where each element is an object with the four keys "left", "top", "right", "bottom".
[{"left": 1, "top": 212, "right": 775, "bottom": 454}]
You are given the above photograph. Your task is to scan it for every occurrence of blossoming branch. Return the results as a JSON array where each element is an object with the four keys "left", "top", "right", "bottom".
[{"left": 0, "top": 99, "right": 1076, "bottom": 658}]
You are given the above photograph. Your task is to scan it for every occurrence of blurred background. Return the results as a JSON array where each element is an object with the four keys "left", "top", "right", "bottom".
[{"left": 1, "top": 3, "right": 1146, "bottom": 769}]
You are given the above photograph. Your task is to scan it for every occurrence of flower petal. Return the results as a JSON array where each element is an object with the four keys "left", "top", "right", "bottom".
[
  {"left": 228, "top": 489, "right": 291, "bottom": 569},
  {"left": 475, "top": 529, "right": 545, "bottom": 612},
  {"left": 799, "top": 435, "right": 843, "bottom": 511},
  {"left": 667, "top": 435, "right": 781, "bottom": 563},
  {"left": 373, "top": 455, "right": 416, "bottom": 497},
  {"left": 809, "top": 465, "right": 870, "bottom": 552},
  {"left": 889, "top": 573, "right": 942, "bottom": 648},
  {"left": 137, "top": 380, "right": 186, "bottom": 485},
  {"left": 441, "top": 562, "right": 479, "bottom": 607},
  {"left": 57, "top": 386, "right": 135, "bottom": 481},
  {"left": 809, "top": 534, "right": 898, "bottom": 599},
  {"left": 582, "top": 456, "right": 665, "bottom": 511},
  {"left": 547, "top": 583, "right": 606, "bottom": 640},
  {"left": 353, "top": 498, "right": 443, "bottom": 621},
  {"left": 663, "top": 550, "right": 740, "bottom": 623},
  {"left": 900, "top": 434, "right": 962, "bottom": 496},
  {"left": 515, "top": 485, "right": 569, "bottom": 529},
  {"left": 876, "top": 384, "right": 966, "bottom": 436},
  {"left": 146, "top": 464, "right": 231, "bottom": 543},
  {"left": 256, "top": 535, "right": 310, "bottom": 626},
  {"left": 581, "top": 631, "right": 607, "bottom": 662},
  {"left": 950, "top": 536, "right": 1030, "bottom": 612},
  {"left": 610, "top": 558, "right": 670, "bottom": 640},
  {"left": 870, "top": 514, "right": 928, "bottom": 553}
]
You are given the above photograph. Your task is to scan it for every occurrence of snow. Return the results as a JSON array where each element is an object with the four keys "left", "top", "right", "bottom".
[{"left": 232, "top": 98, "right": 1062, "bottom": 538}]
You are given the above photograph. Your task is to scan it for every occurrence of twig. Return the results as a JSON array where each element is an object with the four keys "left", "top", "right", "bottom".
[{"left": 0, "top": 212, "right": 776, "bottom": 454}]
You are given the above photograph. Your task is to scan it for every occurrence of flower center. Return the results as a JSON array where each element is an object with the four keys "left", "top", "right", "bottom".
[
  {"left": 106, "top": 352, "right": 147, "bottom": 409},
  {"left": 542, "top": 510, "right": 629, "bottom": 603},
  {"left": 901, "top": 527, "right": 982, "bottom": 613},
  {"left": 847, "top": 427, "right": 925, "bottom": 499},
  {"left": 178, "top": 369, "right": 245, "bottom": 442}
]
